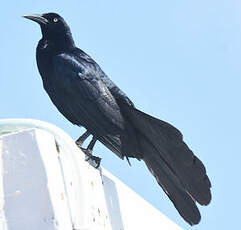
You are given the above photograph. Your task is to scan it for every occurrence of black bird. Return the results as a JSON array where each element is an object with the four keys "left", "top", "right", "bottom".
[{"left": 23, "top": 13, "right": 211, "bottom": 225}]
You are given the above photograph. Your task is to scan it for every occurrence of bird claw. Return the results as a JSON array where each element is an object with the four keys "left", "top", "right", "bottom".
[
  {"left": 90, "top": 155, "right": 101, "bottom": 169},
  {"left": 81, "top": 147, "right": 101, "bottom": 169}
]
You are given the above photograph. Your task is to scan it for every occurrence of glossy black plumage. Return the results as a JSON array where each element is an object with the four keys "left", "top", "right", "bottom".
[{"left": 24, "top": 12, "right": 211, "bottom": 225}]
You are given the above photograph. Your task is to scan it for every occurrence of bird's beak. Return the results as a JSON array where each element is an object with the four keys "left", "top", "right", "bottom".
[{"left": 23, "top": 14, "right": 48, "bottom": 25}]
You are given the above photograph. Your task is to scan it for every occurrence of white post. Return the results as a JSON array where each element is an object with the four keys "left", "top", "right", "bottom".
[{"left": 0, "top": 119, "right": 182, "bottom": 230}]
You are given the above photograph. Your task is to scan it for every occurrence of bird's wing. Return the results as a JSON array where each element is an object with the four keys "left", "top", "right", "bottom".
[
  {"left": 71, "top": 48, "right": 135, "bottom": 107},
  {"left": 52, "top": 52, "right": 125, "bottom": 137}
]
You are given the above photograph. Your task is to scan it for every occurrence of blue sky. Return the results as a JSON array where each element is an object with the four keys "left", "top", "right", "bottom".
[{"left": 1, "top": 1, "right": 241, "bottom": 229}]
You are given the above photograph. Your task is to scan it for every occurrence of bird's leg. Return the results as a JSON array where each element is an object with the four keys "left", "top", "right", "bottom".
[
  {"left": 86, "top": 137, "right": 97, "bottom": 153},
  {"left": 75, "top": 130, "right": 91, "bottom": 148},
  {"left": 76, "top": 132, "right": 101, "bottom": 168},
  {"left": 83, "top": 137, "right": 101, "bottom": 168}
]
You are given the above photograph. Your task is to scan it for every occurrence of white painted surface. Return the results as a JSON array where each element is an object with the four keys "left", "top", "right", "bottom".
[{"left": 0, "top": 119, "right": 182, "bottom": 230}]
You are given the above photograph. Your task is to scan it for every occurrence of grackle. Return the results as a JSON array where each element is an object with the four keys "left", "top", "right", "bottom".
[{"left": 23, "top": 13, "right": 211, "bottom": 225}]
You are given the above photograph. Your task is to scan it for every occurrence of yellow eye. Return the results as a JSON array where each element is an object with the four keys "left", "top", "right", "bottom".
[{"left": 53, "top": 18, "right": 58, "bottom": 23}]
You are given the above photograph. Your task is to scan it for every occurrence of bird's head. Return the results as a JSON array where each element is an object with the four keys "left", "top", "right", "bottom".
[{"left": 23, "top": 13, "right": 74, "bottom": 46}]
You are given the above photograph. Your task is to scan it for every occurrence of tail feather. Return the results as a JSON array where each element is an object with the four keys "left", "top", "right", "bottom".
[
  {"left": 120, "top": 104, "right": 211, "bottom": 225},
  {"left": 97, "top": 103, "right": 211, "bottom": 225},
  {"left": 123, "top": 105, "right": 211, "bottom": 205},
  {"left": 143, "top": 144, "right": 201, "bottom": 225}
]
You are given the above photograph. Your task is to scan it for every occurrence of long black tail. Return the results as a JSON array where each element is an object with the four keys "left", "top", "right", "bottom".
[
  {"left": 120, "top": 104, "right": 211, "bottom": 225},
  {"left": 97, "top": 103, "right": 211, "bottom": 225}
]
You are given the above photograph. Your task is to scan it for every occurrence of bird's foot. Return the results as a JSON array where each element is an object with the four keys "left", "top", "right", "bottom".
[{"left": 81, "top": 147, "right": 101, "bottom": 169}]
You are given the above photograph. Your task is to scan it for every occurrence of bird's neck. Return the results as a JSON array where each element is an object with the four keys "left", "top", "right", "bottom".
[{"left": 41, "top": 32, "right": 75, "bottom": 52}]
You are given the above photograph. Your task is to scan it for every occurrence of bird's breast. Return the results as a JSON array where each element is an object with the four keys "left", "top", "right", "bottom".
[{"left": 36, "top": 43, "right": 54, "bottom": 80}]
